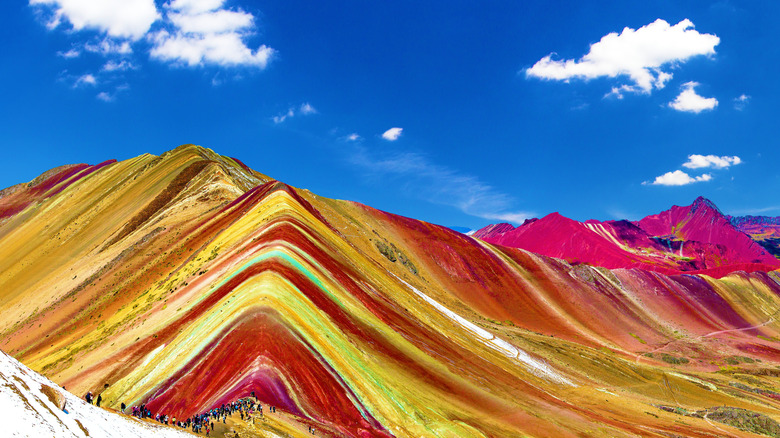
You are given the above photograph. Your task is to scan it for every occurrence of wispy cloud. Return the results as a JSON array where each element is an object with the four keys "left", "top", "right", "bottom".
[
  {"left": 603, "top": 84, "right": 639, "bottom": 100},
  {"left": 299, "top": 102, "right": 317, "bottom": 115},
  {"left": 84, "top": 38, "right": 132, "bottom": 55},
  {"left": 526, "top": 19, "right": 718, "bottom": 96},
  {"left": 607, "top": 209, "right": 639, "bottom": 222},
  {"left": 96, "top": 91, "right": 113, "bottom": 102},
  {"left": 381, "top": 127, "right": 403, "bottom": 141},
  {"left": 349, "top": 147, "right": 534, "bottom": 223},
  {"left": 728, "top": 205, "right": 780, "bottom": 216},
  {"left": 57, "top": 48, "right": 81, "bottom": 58},
  {"left": 272, "top": 102, "right": 318, "bottom": 124},
  {"left": 668, "top": 81, "right": 718, "bottom": 113},
  {"left": 272, "top": 109, "right": 294, "bottom": 124},
  {"left": 734, "top": 94, "right": 750, "bottom": 110},
  {"left": 95, "top": 84, "right": 129, "bottom": 102},
  {"left": 73, "top": 73, "right": 97, "bottom": 87},
  {"left": 101, "top": 59, "right": 136, "bottom": 72}
]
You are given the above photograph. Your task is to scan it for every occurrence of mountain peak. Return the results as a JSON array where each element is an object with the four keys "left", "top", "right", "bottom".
[{"left": 691, "top": 196, "right": 724, "bottom": 216}]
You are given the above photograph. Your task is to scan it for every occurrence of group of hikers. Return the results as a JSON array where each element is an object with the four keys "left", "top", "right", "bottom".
[
  {"left": 128, "top": 398, "right": 261, "bottom": 435},
  {"left": 83, "top": 391, "right": 102, "bottom": 407},
  {"left": 84, "top": 389, "right": 317, "bottom": 435}
]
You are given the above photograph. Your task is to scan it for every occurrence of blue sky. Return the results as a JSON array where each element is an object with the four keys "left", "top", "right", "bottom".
[{"left": 2, "top": 1, "right": 779, "bottom": 229}]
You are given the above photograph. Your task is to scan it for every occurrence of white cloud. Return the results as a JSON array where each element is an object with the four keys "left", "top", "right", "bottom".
[
  {"left": 299, "top": 102, "right": 317, "bottom": 115},
  {"left": 527, "top": 19, "right": 719, "bottom": 94},
  {"left": 74, "top": 73, "right": 97, "bottom": 87},
  {"left": 382, "top": 127, "right": 403, "bottom": 141},
  {"left": 734, "top": 94, "right": 750, "bottom": 110},
  {"left": 603, "top": 84, "right": 639, "bottom": 99},
  {"left": 273, "top": 108, "right": 294, "bottom": 124},
  {"left": 95, "top": 84, "right": 128, "bottom": 102},
  {"left": 57, "top": 48, "right": 80, "bottom": 58},
  {"left": 150, "top": 30, "right": 273, "bottom": 68},
  {"left": 31, "top": 0, "right": 275, "bottom": 93},
  {"left": 29, "top": 0, "right": 159, "bottom": 40},
  {"left": 168, "top": 9, "right": 253, "bottom": 34},
  {"left": 350, "top": 148, "right": 534, "bottom": 223},
  {"left": 345, "top": 133, "right": 361, "bottom": 142},
  {"left": 645, "top": 153, "right": 740, "bottom": 186},
  {"left": 148, "top": 0, "right": 273, "bottom": 68},
  {"left": 167, "top": 0, "right": 225, "bottom": 15},
  {"left": 645, "top": 170, "right": 712, "bottom": 186},
  {"left": 84, "top": 38, "right": 132, "bottom": 55},
  {"left": 272, "top": 103, "right": 317, "bottom": 124},
  {"left": 668, "top": 81, "right": 718, "bottom": 113},
  {"left": 96, "top": 91, "right": 113, "bottom": 102},
  {"left": 101, "top": 60, "right": 135, "bottom": 72},
  {"left": 682, "top": 154, "right": 741, "bottom": 169}
]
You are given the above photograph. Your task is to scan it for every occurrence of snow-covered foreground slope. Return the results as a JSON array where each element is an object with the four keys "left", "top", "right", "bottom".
[{"left": 0, "top": 350, "right": 190, "bottom": 438}]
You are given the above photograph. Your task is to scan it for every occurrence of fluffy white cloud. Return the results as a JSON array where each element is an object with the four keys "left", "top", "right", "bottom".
[
  {"left": 29, "top": 0, "right": 159, "bottom": 40},
  {"left": 527, "top": 19, "right": 719, "bottom": 94},
  {"left": 32, "top": 0, "right": 275, "bottom": 93},
  {"left": 682, "top": 154, "right": 741, "bottom": 169},
  {"left": 345, "top": 133, "right": 361, "bottom": 142},
  {"left": 150, "top": 30, "right": 273, "bottom": 68},
  {"left": 668, "top": 81, "right": 718, "bottom": 113},
  {"left": 647, "top": 170, "right": 712, "bottom": 186},
  {"left": 149, "top": 0, "right": 273, "bottom": 68},
  {"left": 645, "top": 153, "right": 740, "bottom": 186},
  {"left": 382, "top": 127, "right": 403, "bottom": 141}
]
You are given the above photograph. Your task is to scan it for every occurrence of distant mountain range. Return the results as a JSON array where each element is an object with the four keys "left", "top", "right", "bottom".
[
  {"left": 474, "top": 196, "right": 780, "bottom": 277},
  {"left": 728, "top": 214, "right": 780, "bottom": 258}
]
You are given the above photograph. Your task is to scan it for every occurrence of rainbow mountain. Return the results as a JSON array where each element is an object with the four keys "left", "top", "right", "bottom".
[{"left": 2, "top": 145, "right": 780, "bottom": 437}]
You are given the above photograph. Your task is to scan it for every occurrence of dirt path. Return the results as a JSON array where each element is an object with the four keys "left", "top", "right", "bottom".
[{"left": 634, "top": 316, "right": 776, "bottom": 365}]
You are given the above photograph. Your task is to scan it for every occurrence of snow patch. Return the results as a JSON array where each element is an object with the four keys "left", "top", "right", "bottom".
[{"left": 0, "top": 350, "right": 191, "bottom": 438}]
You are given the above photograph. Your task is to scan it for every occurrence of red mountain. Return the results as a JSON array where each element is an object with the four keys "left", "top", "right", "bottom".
[
  {"left": 474, "top": 197, "right": 780, "bottom": 277},
  {"left": 472, "top": 212, "right": 695, "bottom": 272},
  {"left": 636, "top": 197, "right": 779, "bottom": 267}
]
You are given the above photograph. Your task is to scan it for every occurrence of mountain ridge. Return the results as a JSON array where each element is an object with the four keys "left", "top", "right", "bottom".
[{"left": 475, "top": 196, "right": 780, "bottom": 277}]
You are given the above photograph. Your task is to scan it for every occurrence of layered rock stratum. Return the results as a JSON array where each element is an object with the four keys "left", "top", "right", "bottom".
[{"left": 2, "top": 145, "right": 780, "bottom": 437}]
